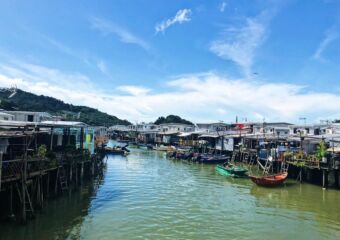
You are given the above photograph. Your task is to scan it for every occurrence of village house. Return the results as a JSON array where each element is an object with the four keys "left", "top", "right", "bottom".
[{"left": 2, "top": 111, "right": 52, "bottom": 122}]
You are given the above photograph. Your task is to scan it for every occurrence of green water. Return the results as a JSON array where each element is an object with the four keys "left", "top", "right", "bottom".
[{"left": 1, "top": 149, "right": 340, "bottom": 240}]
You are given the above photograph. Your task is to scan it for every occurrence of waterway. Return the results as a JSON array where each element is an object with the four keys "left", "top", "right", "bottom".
[{"left": 1, "top": 148, "right": 340, "bottom": 240}]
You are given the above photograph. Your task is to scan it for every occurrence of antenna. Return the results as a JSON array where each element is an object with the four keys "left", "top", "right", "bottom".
[{"left": 299, "top": 117, "right": 307, "bottom": 126}]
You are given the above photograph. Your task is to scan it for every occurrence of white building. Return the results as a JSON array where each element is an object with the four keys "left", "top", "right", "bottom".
[
  {"left": 196, "top": 123, "right": 229, "bottom": 133},
  {"left": 0, "top": 112, "right": 14, "bottom": 121},
  {"left": 159, "top": 123, "right": 195, "bottom": 133},
  {"left": 3, "top": 111, "right": 52, "bottom": 122}
]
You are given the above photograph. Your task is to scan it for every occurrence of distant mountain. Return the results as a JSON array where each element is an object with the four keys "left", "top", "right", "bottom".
[
  {"left": 0, "top": 89, "right": 131, "bottom": 126},
  {"left": 154, "top": 115, "right": 193, "bottom": 125}
]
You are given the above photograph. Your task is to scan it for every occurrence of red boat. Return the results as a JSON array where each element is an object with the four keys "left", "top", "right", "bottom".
[{"left": 250, "top": 172, "right": 288, "bottom": 187}]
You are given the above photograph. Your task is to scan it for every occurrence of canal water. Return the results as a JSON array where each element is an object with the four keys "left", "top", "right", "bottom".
[{"left": 1, "top": 148, "right": 340, "bottom": 240}]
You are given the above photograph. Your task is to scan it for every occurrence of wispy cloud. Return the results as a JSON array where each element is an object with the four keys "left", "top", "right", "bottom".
[
  {"left": 313, "top": 26, "right": 339, "bottom": 61},
  {"left": 219, "top": 2, "right": 227, "bottom": 12},
  {"left": 96, "top": 60, "right": 108, "bottom": 75},
  {"left": 155, "top": 9, "right": 192, "bottom": 34},
  {"left": 2, "top": 61, "right": 340, "bottom": 123},
  {"left": 210, "top": 10, "right": 274, "bottom": 76},
  {"left": 90, "top": 17, "right": 149, "bottom": 50},
  {"left": 39, "top": 34, "right": 110, "bottom": 76}
]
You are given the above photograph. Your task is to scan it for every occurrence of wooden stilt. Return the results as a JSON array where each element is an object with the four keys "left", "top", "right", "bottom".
[
  {"left": 37, "top": 177, "right": 41, "bottom": 208},
  {"left": 9, "top": 183, "right": 15, "bottom": 219},
  {"left": 81, "top": 162, "right": 84, "bottom": 181},
  {"left": 55, "top": 167, "right": 60, "bottom": 195},
  {"left": 0, "top": 152, "right": 2, "bottom": 191},
  {"left": 46, "top": 172, "right": 50, "bottom": 198},
  {"left": 22, "top": 135, "right": 28, "bottom": 223},
  {"left": 50, "top": 127, "right": 54, "bottom": 151},
  {"left": 75, "top": 164, "right": 78, "bottom": 185},
  {"left": 70, "top": 164, "right": 73, "bottom": 183},
  {"left": 322, "top": 169, "right": 328, "bottom": 189},
  {"left": 334, "top": 170, "right": 339, "bottom": 189}
]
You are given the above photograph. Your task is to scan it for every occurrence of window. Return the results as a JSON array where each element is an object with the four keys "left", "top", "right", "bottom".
[{"left": 27, "top": 115, "right": 34, "bottom": 122}]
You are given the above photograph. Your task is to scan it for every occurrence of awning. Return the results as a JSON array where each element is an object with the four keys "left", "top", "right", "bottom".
[
  {"left": 178, "top": 132, "right": 194, "bottom": 137},
  {"left": 199, "top": 134, "right": 219, "bottom": 138},
  {"left": 158, "top": 131, "right": 179, "bottom": 136}
]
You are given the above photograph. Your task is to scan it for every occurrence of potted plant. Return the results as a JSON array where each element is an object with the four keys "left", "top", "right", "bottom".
[{"left": 37, "top": 144, "right": 47, "bottom": 159}]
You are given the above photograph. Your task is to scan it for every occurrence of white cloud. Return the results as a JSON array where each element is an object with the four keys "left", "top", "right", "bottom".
[
  {"left": 0, "top": 62, "right": 93, "bottom": 91},
  {"left": 219, "top": 2, "right": 227, "bottom": 12},
  {"left": 1, "top": 62, "right": 340, "bottom": 123},
  {"left": 90, "top": 17, "right": 149, "bottom": 50},
  {"left": 210, "top": 11, "right": 272, "bottom": 76},
  {"left": 155, "top": 9, "right": 192, "bottom": 33},
  {"left": 116, "top": 85, "right": 151, "bottom": 96},
  {"left": 313, "top": 27, "right": 338, "bottom": 61}
]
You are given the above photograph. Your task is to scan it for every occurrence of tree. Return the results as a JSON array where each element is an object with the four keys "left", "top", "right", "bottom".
[{"left": 154, "top": 115, "right": 193, "bottom": 125}]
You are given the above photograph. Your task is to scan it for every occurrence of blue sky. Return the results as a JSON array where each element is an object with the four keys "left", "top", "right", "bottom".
[{"left": 1, "top": 0, "right": 340, "bottom": 124}]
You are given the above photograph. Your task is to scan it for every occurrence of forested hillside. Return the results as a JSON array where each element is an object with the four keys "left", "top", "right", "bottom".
[{"left": 0, "top": 89, "right": 131, "bottom": 126}]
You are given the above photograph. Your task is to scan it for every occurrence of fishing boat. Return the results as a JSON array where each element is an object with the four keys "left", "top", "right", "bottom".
[
  {"left": 137, "top": 143, "right": 154, "bottom": 150},
  {"left": 197, "top": 154, "right": 230, "bottom": 164},
  {"left": 104, "top": 145, "right": 130, "bottom": 155},
  {"left": 250, "top": 172, "right": 288, "bottom": 187},
  {"left": 153, "top": 144, "right": 176, "bottom": 152},
  {"left": 216, "top": 163, "right": 248, "bottom": 178}
]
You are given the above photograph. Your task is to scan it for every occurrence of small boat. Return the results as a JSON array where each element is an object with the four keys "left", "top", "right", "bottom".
[
  {"left": 250, "top": 172, "right": 288, "bottom": 187},
  {"left": 153, "top": 145, "right": 176, "bottom": 152},
  {"left": 104, "top": 145, "right": 130, "bottom": 155},
  {"left": 137, "top": 143, "right": 154, "bottom": 150},
  {"left": 198, "top": 155, "right": 230, "bottom": 164},
  {"left": 216, "top": 163, "right": 248, "bottom": 178}
]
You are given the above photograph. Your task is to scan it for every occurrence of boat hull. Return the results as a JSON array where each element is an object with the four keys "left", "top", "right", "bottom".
[
  {"left": 216, "top": 165, "right": 248, "bottom": 178},
  {"left": 199, "top": 158, "right": 228, "bottom": 164},
  {"left": 250, "top": 172, "right": 288, "bottom": 187}
]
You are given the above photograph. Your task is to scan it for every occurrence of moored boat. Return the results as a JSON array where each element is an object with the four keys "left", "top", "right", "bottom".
[
  {"left": 153, "top": 145, "right": 176, "bottom": 152},
  {"left": 196, "top": 154, "right": 230, "bottom": 164},
  {"left": 137, "top": 143, "right": 154, "bottom": 150},
  {"left": 104, "top": 145, "right": 130, "bottom": 155},
  {"left": 216, "top": 163, "right": 248, "bottom": 178},
  {"left": 250, "top": 172, "right": 288, "bottom": 187}
]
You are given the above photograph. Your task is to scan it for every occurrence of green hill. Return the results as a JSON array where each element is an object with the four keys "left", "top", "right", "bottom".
[
  {"left": 0, "top": 89, "right": 131, "bottom": 126},
  {"left": 154, "top": 115, "right": 193, "bottom": 125}
]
